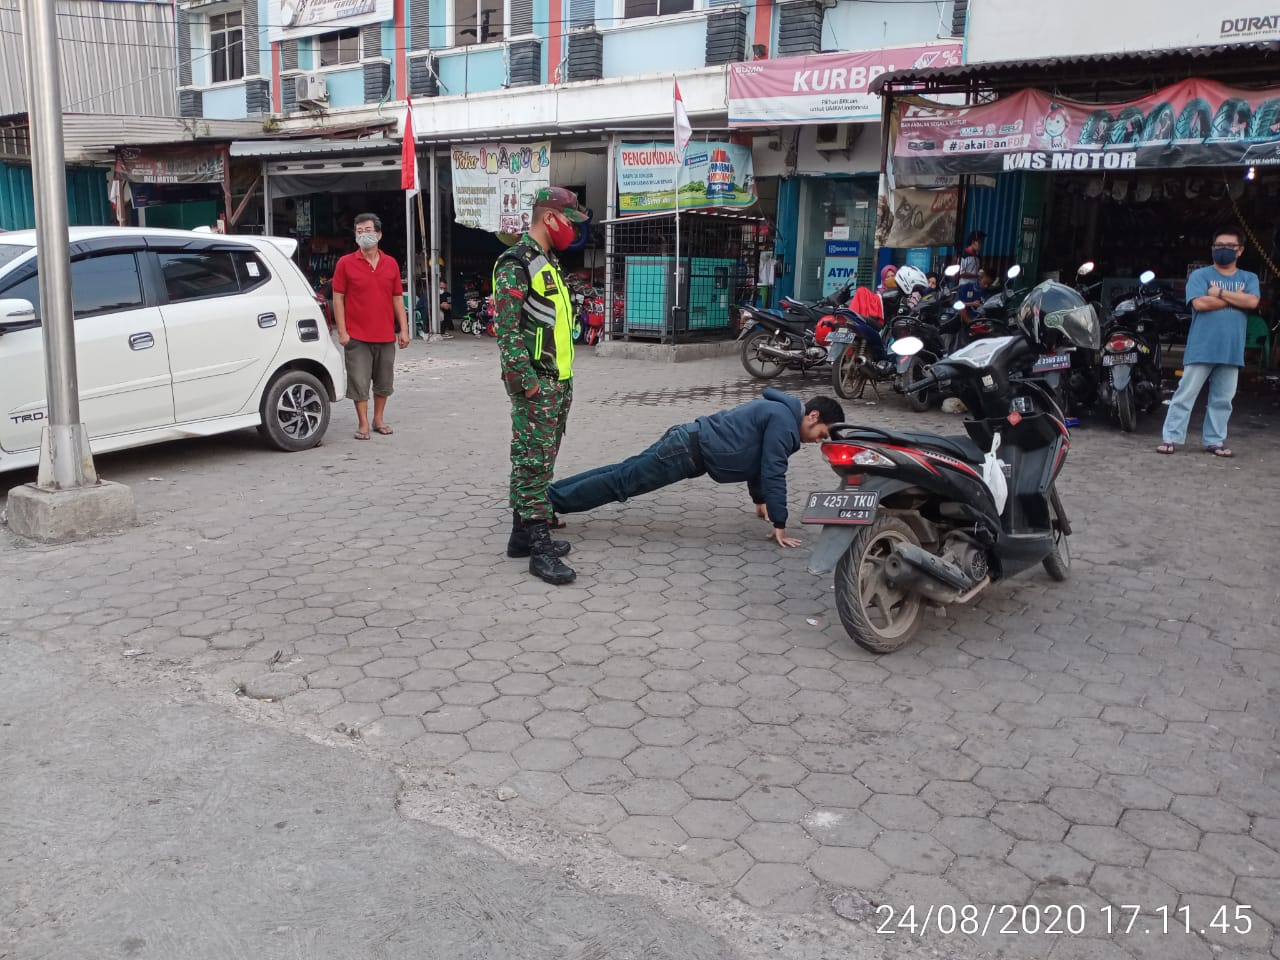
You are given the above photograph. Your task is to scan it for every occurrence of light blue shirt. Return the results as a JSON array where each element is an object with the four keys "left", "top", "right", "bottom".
[{"left": 1183, "top": 265, "right": 1259, "bottom": 367}]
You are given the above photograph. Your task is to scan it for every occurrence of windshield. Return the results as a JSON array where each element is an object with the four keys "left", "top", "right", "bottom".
[{"left": 0, "top": 243, "right": 33, "bottom": 274}]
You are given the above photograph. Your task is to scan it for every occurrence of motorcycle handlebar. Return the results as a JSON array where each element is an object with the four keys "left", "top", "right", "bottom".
[{"left": 905, "top": 371, "right": 937, "bottom": 394}]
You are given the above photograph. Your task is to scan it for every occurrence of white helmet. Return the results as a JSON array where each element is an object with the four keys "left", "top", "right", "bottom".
[{"left": 894, "top": 265, "right": 929, "bottom": 295}]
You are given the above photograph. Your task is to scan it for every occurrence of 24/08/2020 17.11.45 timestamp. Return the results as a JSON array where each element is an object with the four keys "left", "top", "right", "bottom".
[{"left": 874, "top": 903, "right": 1256, "bottom": 937}]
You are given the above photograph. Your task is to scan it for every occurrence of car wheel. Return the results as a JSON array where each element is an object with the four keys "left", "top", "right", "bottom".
[{"left": 258, "top": 369, "right": 330, "bottom": 452}]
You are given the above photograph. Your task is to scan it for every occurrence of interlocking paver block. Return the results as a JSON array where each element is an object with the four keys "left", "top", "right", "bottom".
[
  {"left": 675, "top": 800, "right": 751, "bottom": 840},
  {"left": 871, "top": 830, "right": 955, "bottom": 875},
  {"left": 738, "top": 822, "right": 818, "bottom": 864},
  {"left": 616, "top": 779, "right": 689, "bottom": 816},
  {"left": 807, "top": 847, "right": 890, "bottom": 889},
  {"left": 563, "top": 757, "right": 632, "bottom": 795},
  {"left": 1065, "top": 825, "right": 1149, "bottom": 867}
]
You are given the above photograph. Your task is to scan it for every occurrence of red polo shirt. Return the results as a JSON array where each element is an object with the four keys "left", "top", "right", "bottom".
[{"left": 332, "top": 250, "right": 402, "bottom": 343}]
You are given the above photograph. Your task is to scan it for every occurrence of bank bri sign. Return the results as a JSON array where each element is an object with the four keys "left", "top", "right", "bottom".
[{"left": 892, "top": 79, "right": 1280, "bottom": 176}]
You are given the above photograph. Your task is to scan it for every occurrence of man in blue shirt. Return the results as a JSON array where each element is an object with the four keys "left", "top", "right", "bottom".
[
  {"left": 548, "top": 390, "right": 845, "bottom": 549},
  {"left": 1157, "top": 227, "right": 1260, "bottom": 458}
]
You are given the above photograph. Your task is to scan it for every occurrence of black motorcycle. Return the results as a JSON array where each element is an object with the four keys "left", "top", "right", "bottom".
[
  {"left": 738, "top": 283, "right": 853, "bottom": 380},
  {"left": 1097, "top": 269, "right": 1170, "bottom": 432},
  {"left": 802, "top": 280, "right": 1096, "bottom": 654}
]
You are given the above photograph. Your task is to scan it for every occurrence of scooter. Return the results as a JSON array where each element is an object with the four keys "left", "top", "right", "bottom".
[
  {"left": 1098, "top": 269, "right": 1165, "bottom": 431},
  {"left": 802, "top": 328, "right": 1080, "bottom": 654}
]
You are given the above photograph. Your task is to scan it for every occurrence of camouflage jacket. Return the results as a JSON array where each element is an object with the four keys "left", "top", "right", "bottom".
[{"left": 492, "top": 234, "right": 573, "bottom": 394}]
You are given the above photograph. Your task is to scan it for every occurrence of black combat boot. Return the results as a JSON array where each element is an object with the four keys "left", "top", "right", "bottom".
[
  {"left": 507, "top": 511, "right": 570, "bottom": 559},
  {"left": 525, "top": 520, "right": 576, "bottom": 585}
]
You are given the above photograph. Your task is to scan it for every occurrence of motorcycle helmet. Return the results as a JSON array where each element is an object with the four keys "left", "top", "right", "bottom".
[
  {"left": 1016, "top": 280, "right": 1100, "bottom": 351},
  {"left": 893, "top": 265, "right": 929, "bottom": 296},
  {"left": 815, "top": 315, "right": 839, "bottom": 347}
]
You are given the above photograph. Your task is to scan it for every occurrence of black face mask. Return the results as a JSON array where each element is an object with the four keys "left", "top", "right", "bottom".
[{"left": 1212, "top": 247, "right": 1238, "bottom": 266}]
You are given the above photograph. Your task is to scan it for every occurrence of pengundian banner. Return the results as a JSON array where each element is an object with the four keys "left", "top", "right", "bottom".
[
  {"left": 616, "top": 142, "right": 756, "bottom": 215},
  {"left": 728, "top": 42, "right": 962, "bottom": 127},
  {"left": 892, "top": 79, "right": 1280, "bottom": 176},
  {"left": 450, "top": 141, "right": 551, "bottom": 234}
]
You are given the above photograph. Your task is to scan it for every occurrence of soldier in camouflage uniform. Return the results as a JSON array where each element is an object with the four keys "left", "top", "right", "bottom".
[{"left": 493, "top": 186, "right": 588, "bottom": 585}]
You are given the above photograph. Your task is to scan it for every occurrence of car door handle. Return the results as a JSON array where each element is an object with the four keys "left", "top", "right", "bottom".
[
  {"left": 129, "top": 332, "right": 154, "bottom": 350},
  {"left": 258, "top": 313, "right": 278, "bottom": 328}
]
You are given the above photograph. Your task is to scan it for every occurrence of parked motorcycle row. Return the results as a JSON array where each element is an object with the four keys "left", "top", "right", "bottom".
[
  {"left": 737, "top": 260, "right": 1190, "bottom": 433},
  {"left": 741, "top": 260, "right": 1190, "bottom": 654},
  {"left": 457, "top": 275, "right": 621, "bottom": 344}
]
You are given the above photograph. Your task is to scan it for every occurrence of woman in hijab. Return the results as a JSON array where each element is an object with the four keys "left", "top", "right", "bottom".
[{"left": 877, "top": 264, "right": 898, "bottom": 294}]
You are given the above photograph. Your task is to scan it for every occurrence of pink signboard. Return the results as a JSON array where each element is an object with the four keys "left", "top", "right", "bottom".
[
  {"left": 728, "top": 43, "right": 962, "bottom": 128},
  {"left": 892, "top": 79, "right": 1280, "bottom": 175}
]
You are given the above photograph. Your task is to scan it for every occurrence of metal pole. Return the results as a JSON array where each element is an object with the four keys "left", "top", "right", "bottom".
[
  {"left": 263, "top": 161, "right": 274, "bottom": 235},
  {"left": 429, "top": 148, "right": 441, "bottom": 337},
  {"left": 603, "top": 133, "right": 616, "bottom": 342},
  {"left": 20, "top": 0, "right": 93, "bottom": 489}
]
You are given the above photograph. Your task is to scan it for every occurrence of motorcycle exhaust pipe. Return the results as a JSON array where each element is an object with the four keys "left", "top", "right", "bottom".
[
  {"left": 758, "top": 343, "right": 799, "bottom": 361},
  {"left": 883, "top": 543, "right": 982, "bottom": 605}
]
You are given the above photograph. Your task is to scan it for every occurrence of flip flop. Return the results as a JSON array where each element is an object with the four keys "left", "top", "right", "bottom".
[
  {"left": 372, "top": 424, "right": 394, "bottom": 435},
  {"left": 1205, "top": 444, "right": 1234, "bottom": 458},
  {"left": 354, "top": 429, "right": 371, "bottom": 440},
  {"left": 1155, "top": 442, "right": 1175, "bottom": 454}
]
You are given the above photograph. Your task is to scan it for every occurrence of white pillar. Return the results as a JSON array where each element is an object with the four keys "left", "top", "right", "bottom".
[{"left": 429, "top": 148, "right": 442, "bottom": 337}]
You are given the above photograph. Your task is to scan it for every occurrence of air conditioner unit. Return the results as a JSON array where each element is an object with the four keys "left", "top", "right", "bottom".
[
  {"left": 814, "top": 123, "right": 848, "bottom": 151},
  {"left": 295, "top": 73, "right": 328, "bottom": 105}
]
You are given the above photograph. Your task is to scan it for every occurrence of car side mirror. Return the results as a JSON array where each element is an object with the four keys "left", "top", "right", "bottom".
[{"left": 0, "top": 298, "right": 36, "bottom": 333}]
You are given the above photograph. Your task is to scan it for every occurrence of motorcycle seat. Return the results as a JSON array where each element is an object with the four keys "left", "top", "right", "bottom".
[{"left": 842, "top": 427, "right": 983, "bottom": 464}]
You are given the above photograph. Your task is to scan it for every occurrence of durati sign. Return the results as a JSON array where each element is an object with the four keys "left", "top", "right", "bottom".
[{"left": 1220, "top": 14, "right": 1280, "bottom": 39}]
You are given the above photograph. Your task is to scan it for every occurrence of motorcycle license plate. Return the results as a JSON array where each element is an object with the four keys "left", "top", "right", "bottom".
[
  {"left": 827, "top": 330, "right": 855, "bottom": 344},
  {"left": 1102, "top": 352, "right": 1138, "bottom": 366},
  {"left": 801, "top": 490, "right": 880, "bottom": 525},
  {"left": 826, "top": 343, "right": 843, "bottom": 361},
  {"left": 1032, "top": 353, "right": 1072, "bottom": 372}
]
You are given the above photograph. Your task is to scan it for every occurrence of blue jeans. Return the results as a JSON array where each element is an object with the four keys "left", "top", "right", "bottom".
[
  {"left": 1161, "top": 363, "right": 1239, "bottom": 447},
  {"left": 549, "top": 425, "right": 704, "bottom": 515}
]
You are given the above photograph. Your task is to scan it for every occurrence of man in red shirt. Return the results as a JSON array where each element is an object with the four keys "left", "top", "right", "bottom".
[{"left": 332, "top": 213, "right": 409, "bottom": 440}]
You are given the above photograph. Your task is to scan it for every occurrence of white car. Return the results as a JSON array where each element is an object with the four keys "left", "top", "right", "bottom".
[{"left": 0, "top": 227, "right": 345, "bottom": 472}]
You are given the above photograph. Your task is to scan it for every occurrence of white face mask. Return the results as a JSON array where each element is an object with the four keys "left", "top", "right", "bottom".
[{"left": 356, "top": 233, "right": 378, "bottom": 250}]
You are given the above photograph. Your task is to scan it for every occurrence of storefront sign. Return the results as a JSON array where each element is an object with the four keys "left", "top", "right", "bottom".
[
  {"left": 115, "top": 146, "right": 225, "bottom": 184},
  {"left": 822, "top": 256, "right": 860, "bottom": 295},
  {"left": 728, "top": 42, "right": 962, "bottom": 127},
  {"left": 450, "top": 141, "right": 551, "bottom": 235},
  {"left": 1220, "top": 14, "right": 1280, "bottom": 41},
  {"left": 616, "top": 142, "right": 756, "bottom": 215},
  {"left": 892, "top": 79, "right": 1280, "bottom": 176},
  {"left": 882, "top": 187, "right": 958, "bottom": 249},
  {"left": 268, "top": 0, "right": 394, "bottom": 42},
  {"left": 825, "top": 240, "right": 860, "bottom": 257}
]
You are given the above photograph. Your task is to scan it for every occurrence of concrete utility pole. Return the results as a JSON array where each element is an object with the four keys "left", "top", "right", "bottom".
[{"left": 7, "top": 0, "right": 135, "bottom": 541}]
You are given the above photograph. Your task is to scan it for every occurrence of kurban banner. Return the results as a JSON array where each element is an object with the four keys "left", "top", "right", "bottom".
[
  {"left": 449, "top": 141, "right": 551, "bottom": 235},
  {"left": 115, "top": 145, "right": 225, "bottom": 184},
  {"left": 616, "top": 142, "right": 756, "bottom": 215},
  {"left": 728, "top": 42, "right": 962, "bottom": 127},
  {"left": 892, "top": 79, "right": 1280, "bottom": 176}
]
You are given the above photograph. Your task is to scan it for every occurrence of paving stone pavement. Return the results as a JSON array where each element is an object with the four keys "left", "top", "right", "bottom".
[{"left": 3, "top": 340, "right": 1279, "bottom": 960}]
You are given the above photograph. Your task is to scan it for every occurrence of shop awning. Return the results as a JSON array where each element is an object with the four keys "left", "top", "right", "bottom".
[
  {"left": 229, "top": 138, "right": 401, "bottom": 159},
  {"left": 870, "top": 41, "right": 1280, "bottom": 97}
]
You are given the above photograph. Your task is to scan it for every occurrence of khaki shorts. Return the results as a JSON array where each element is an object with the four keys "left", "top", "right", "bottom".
[{"left": 344, "top": 339, "right": 396, "bottom": 400}]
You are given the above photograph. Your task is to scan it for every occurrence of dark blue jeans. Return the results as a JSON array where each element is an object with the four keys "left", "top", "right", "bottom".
[{"left": 549, "top": 425, "right": 705, "bottom": 515}]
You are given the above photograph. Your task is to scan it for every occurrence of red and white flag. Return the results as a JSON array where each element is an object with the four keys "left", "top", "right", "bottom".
[
  {"left": 673, "top": 80, "right": 692, "bottom": 159},
  {"left": 402, "top": 97, "right": 420, "bottom": 197}
]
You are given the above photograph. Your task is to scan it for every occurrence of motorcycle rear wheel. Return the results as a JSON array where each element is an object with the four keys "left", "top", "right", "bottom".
[
  {"left": 831, "top": 345, "right": 868, "bottom": 400},
  {"left": 741, "top": 331, "right": 786, "bottom": 380},
  {"left": 1115, "top": 383, "right": 1137, "bottom": 432},
  {"left": 1042, "top": 485, "right": 1071, "bottom": 582},
  {"left": 834, "top": 517, "right": 925, "bottom": 654}
]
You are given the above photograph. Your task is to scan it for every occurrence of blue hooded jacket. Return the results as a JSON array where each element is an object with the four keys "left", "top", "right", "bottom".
[{"left": 694, "top": 388, "right": 804, "bottom": 528}]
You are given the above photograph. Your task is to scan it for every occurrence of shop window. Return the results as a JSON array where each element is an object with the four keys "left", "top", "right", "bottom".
[
  {"left": 621, "top": 0, "right": 695, "bottom": 19},
  {"left": 210, "top": 10, "right": 245, "bottom": 84},
  {"left": 318, "top": 27, "right": 361, "bottom": 67},
  {"left": 159, "top": 252, "right": 241, "bottom": 302},
  {"left": 453, "top": 0, "right": 505, "bottom": 46}
]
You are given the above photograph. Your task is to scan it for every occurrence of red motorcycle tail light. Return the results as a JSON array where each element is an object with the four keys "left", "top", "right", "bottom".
[
  {"left": 822, "top": 442, "right": 868, "bottom": 466},
  {"left": 1107, "top": 334, "right": 1136, "bottom": 352}
]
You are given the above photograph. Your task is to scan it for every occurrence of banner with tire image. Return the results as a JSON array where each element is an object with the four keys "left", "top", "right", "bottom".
[{"left": 892, "top": 78, "right": 1280, "bottom": 176}]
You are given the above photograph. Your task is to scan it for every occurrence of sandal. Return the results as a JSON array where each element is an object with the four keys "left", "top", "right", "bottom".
[
  {"left": 354, "top": 430, "right": 371, "bottom": 440},
  {"left": 372, "top": 423, "right": 394, "bottom": 435},
  {"left": 1155, "top": 442, "right": 1175, "bottom": 454},
  {"left": 1205, "top": 444, "right": 1234, "bottom": 458}
]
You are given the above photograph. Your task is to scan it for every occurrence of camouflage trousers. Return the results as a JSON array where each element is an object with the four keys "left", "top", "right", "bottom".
[{"left": 510, "top": 375, "right": 573, "bottom": 521}]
